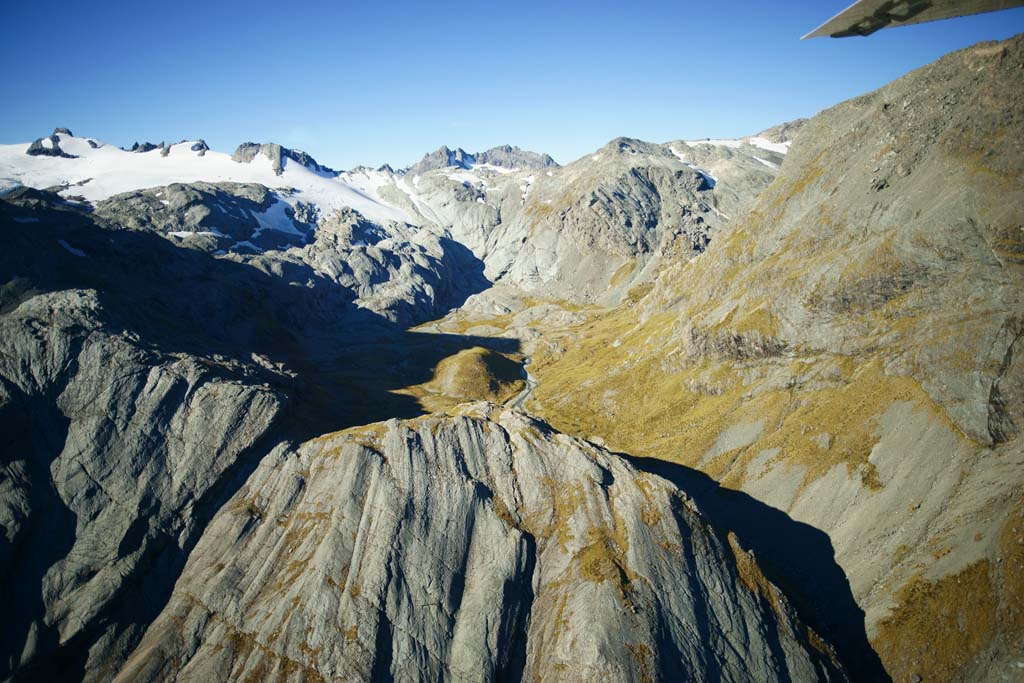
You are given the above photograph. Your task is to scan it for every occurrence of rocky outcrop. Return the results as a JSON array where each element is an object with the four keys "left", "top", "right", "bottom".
[
  {"left": 114, "top": 407, "right": 846, "bottom": 683},
  {"left": 393, "top": 134, "right": 779, "bottom": 304},
  {"left": 476, "top": 144, "right": 558, "bottom": 169},
  {"left": 26, "top": 135, "right": 76, "bottom": 159},
  {"left": 0, "top": 287, "right": 286, "bottom": 682},
  {"left": 95, "top": 181, "right": 314, "bottom": 250},
  {"left": 409, "top": 144, "right": 476, "bottom": 172},
  {"left": 231, "top": 142, "right": 335, "bottom": 176},
  {"left": 755, "top": 118, "right": 807, "bottom": 144},
  {"left": 129, "top": 141, "right": 160, "bottom": 153},
  {"left": 254, "top": 207, "right": 490, "bottom": 326},
  {"left": 407, "top": 144, "right": 557, "bottom": 174}
]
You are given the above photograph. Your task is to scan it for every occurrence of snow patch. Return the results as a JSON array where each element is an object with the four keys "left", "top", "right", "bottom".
[
  {"left": 253, "top": 198, "right": 304, "bottom": 236},
  {"left": 471, "top": 163, "right": 514, "bottom": 174},
  {"left": 669, "top": 147, "right": 717, "bottom": 188},
  {"left": 230, "top": 240, "right": 263, "bottom": 253},
  {"left": 519, "top": 174, "right": 535, "bottom": 201},
  {"left": 168, "top": 230, "right": 223, "bottom": 238},
  {"left": 58, "top": 239, "right": 87, "bottom": 257},
  {"left": 445, "top": 170, "right": 485, "bottom": 186},
  {"left": 747, "top": 137, "right": 791, "bottom": 154},
  {"left": 685, "top": 138, "right": 742, "bottom": 149}
]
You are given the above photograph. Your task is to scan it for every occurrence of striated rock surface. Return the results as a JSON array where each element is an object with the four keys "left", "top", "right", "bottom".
[
  {"left": 521, "top": 34, "right": 1024, "bottom": 682},
  {"left": 115, "top": 407, "right": 846, "bottom": 683},
  {"left": 0, "top": 286, "right": 286, "bottom": 682}
]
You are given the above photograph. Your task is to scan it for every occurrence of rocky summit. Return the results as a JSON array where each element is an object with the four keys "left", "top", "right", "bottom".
[{"left": 1, "top": 32, "right": 1023, "bottom": 683}]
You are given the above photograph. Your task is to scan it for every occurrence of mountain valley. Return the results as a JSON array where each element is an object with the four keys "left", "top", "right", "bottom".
[{"left": 1, "top": 34, "right": 1023, "bottom": 683}]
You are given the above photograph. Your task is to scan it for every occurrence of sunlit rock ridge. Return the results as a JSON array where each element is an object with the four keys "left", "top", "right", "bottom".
[{"left": 1, "top": 34, "right": 1022, "bottom": 683}]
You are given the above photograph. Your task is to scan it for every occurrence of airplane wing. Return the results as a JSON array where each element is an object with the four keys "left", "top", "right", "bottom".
[{"left": 803, "top": 0, "right": 1024, "bottom": 38}]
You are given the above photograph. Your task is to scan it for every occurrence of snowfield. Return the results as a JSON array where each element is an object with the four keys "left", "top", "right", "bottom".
[{"left": 0, "top": 133, "right": 415, "bottom": 225}]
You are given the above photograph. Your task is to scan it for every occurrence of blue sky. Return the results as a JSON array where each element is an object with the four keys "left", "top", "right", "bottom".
[{"left": 3, "top": 1, "right": 1023, "bottom": 169}]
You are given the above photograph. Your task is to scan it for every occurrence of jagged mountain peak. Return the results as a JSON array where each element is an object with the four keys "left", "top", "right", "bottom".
[
  {"left": 407, "top": 143, "right": 558, "bottom": 174},
  {"left": 476, "top": 144, "right": 558, "bottom": 169}
]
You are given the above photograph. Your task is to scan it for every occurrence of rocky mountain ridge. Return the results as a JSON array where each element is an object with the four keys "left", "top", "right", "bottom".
[
  {"left": 407, "top": 144, "right": 559, "bottom": 174},
  {"left": 443, "top": 34, "right": 1024, "bottom": 683},
  {"left": 3, "top": 34, "right": 1023, "bottom": 683},
  {"left": 115, "top": 407, "right": 846, "bottom": 683}
]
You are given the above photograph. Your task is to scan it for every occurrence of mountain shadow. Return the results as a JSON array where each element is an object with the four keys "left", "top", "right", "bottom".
[
  {"left": 623, "top": 455, "right": 891, "bottom": 683},
  {"left": 0, "top": 190, "right": 516, "bottom": 682}
]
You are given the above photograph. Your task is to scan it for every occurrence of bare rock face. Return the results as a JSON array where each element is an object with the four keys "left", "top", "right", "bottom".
[
  {"left": 92, "top": 185, "right": 489, "bottom": 327},
  {"left": 231, "top": 142, "right": 335, "bottom": 176},
  {"left": 26, "top": 134, "right": 77, "bottom": 159},
  {"left": 389, "top": 134, "right": 782, "bottom": 304},
  {"left": 406, "top": 144, "right": 557, "bottom": 175},
  {"left": 524, "top": 35, "right": 1024, "bottom": 682},
  {"left": 243, "top": 207, "right": 491, "bottom": 326},
  {"left": 95, "top": 181, "right": 312, "bottom": 248},
  {"left": 115, "top": 407, "right": 846, "bottom": 683},
  {"left": 0, "top": 289, "right": 286, "bottom": 682}
]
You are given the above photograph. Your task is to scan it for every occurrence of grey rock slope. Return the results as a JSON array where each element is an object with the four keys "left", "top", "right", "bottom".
[
  {"left": 94, "top": 182, "right": 488, "bottom": 326},
  {"left": 407, "top": 144, "right": 557, "bottom": 174},
  {"left": 0, "top": 190, "right": 506, "bottom": 681},
  {"left": 0, "top": 187, "right": 849, "bottom": 682},
  {"left": 115, "top": 407, "right": 846, "bottom": 683},
  {"left": 384, "top": 133, "right": 789, "bottom": 304},
  {"left": 0, "top": 226, "right": 288, "bottom": 680},
  {"left": 95, "top": 182, "right": 316, "bottom": 250},
  {"left": 519, "top": 34, "right": 1024, "bottom": 683}
]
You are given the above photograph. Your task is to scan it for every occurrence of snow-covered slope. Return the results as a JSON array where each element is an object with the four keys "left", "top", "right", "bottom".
[
  {"left": 0, "top": 132, "right": 413, "bottom": 225},
  {"left": 682, "top": 136, "right": 793, "bottom": 154}
]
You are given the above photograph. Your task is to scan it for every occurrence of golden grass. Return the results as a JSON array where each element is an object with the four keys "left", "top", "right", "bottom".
[
  {"left": 873, "top": 496, "right": 1024, "bottom": 682},
  {"left": 728, "top": 532, "right": 786, "bottom": 622},
  {"left": 610, "top": 258, "right": 637, "bottom": 288},
  {"left": 394, "top": 346, "right": 525, "bottom": 411},
  {"left": 532, "top": 289, "right": 957, "bottom": 493}
]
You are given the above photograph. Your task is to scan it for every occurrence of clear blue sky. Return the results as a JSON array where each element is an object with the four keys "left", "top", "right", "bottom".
[{"left": 3, "top": 1, "right": 1023, "bottom": 169}]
